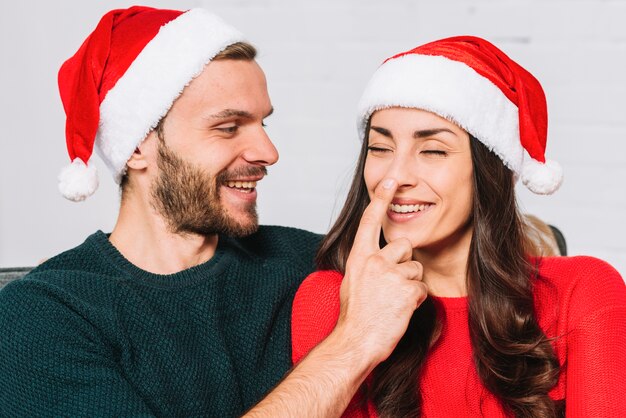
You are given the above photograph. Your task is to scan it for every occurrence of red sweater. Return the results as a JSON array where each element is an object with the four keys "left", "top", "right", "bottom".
[{"left": 292, "top": 256, "right": 626, "bottom": 417}]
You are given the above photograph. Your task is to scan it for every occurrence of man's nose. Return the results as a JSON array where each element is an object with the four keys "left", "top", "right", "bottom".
[{"left": 242, "top": 127, "right": 279, "bottom": 166}]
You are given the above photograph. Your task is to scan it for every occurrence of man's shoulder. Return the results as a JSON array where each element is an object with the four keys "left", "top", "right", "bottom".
[
  {"left": 256, "top": 225, "right": 322, "bottom": 243},
  {"left": 0, "top": 232, "right": 128, "bottom": 341},
  {"left": 32, "top": 233, "right": 99, "bottom": 272},
  {"left": 231, "top": 225, "right": 322, "bottom": 270},
  {"left": 11, "top": 231, "right": 123, "bottom": 292},
  {"left": 243, "top": 225, "right": 322, "bottom": 254}
]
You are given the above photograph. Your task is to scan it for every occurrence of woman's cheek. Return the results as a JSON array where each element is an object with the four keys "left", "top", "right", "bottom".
[{"left": 364, "top": 159, "right": 390, "bottom": 194}]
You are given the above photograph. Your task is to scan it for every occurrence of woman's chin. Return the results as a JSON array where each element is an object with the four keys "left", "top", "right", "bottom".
[{"left": 382, "top": 230, "right": 427, "bottom": 250}]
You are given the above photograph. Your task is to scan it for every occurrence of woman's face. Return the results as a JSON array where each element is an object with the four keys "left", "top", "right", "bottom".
[{"left": 364, "top": 107, "right": 474, "bottom": 252}]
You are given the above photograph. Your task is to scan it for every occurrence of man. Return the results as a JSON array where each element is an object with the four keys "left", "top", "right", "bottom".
[{"left": 0, "top": 7, "right": 425, "bottom": 417}]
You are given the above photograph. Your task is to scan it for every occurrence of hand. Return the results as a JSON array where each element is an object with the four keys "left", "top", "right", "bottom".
[{"left": 334, "top": 178, "right": 428, "bottom": 364}]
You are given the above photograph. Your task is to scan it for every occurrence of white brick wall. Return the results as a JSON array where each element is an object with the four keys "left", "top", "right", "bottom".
[{"left": 1, "top": 0, "right": 624, "bottom": 276}]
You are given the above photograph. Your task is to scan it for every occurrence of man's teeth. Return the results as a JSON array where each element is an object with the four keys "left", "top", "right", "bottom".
[
  {"left": 226, "top": 181, "right": 257, "bottom": 189},
  {"left": 389, "top": 203, "right": 432, "bottom": 213}
]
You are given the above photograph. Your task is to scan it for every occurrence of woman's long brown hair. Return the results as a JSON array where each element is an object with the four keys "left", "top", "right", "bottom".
[{"left": 316, "top": 132, "right": 562, "bottom": 417}]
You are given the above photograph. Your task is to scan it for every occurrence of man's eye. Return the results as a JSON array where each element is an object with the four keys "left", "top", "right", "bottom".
[{"left": 217, "top": 126, "right": 238, "bottom": 134}]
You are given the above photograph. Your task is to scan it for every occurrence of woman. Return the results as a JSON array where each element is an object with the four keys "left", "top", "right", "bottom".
[{"left": 291, "top": 36, "right": 626, "bottom": 417}]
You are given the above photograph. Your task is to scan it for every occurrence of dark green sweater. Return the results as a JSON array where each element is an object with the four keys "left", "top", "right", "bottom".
[{"left": 0, "top": 226, "right": 321, "bottom": 417}]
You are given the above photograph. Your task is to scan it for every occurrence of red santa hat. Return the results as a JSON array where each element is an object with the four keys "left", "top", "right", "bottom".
[
  {"left": 357, "top": 36, "right": 562, "bottom": 195},
  {"left": 57, "top": 6, "right": 246, "bottom": 201}
]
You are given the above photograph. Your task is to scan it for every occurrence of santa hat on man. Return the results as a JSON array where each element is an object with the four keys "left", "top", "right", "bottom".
[
  {"left": 57, "top": 6, "right": 246, "bottom": 201},
  {"left": 357, "top": 36, "right": 562, "bottom": 195}
]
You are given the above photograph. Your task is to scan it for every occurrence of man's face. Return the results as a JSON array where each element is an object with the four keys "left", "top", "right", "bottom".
[{"left": 149, "top": 59, "right": 278, "bottom": 237}]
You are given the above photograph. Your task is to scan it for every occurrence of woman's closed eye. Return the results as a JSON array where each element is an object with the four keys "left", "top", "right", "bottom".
[
  {"left": 367, "top": 146, "right": 392, "bottom": 154},
  {"left": 421, "top": 149, "right": 448, "bottom": 157}
]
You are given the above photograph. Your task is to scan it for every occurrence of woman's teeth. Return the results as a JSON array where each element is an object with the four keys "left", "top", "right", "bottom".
[
  {"left": 389, "top": 203, "right": 432, "bottom": 213},
  {"left": 226, "top": 181, "right": 257, "bottom": 190}
]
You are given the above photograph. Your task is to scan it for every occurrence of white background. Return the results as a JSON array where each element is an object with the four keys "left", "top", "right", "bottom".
[{"left": 1, "top": 0, "right": 625, "bottom": 276}]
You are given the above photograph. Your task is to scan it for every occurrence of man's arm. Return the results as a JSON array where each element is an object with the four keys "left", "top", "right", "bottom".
[
  {"left": 245, "top": 178, "right": 428, "bottom": 417},
  {"left": 0, "top": 279, "right": 155, "bottom": 417},
  {"left": 245, "top": 325, "right": 374, "bottom": 417}
]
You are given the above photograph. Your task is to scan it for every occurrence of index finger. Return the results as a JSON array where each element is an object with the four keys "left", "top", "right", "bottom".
[{"left": 352, "top": 178, "right": 397, "bottom": 254}]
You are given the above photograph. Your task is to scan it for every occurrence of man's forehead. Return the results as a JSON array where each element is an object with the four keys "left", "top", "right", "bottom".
[{"left": 180, "top": 59, "right": 266, "bottom": 99}]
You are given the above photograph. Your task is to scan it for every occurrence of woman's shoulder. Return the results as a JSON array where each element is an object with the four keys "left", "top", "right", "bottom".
[
  {"left": 291, "top": 270, "right": 344, "bottom": 364},
  {"left": 293, "top": 270, "right": 344, "bottom": 322},
  {"left": 297, "top": 270, "right": 344, "bottom": 296},
  {"left": 535, "top": 256, "right": 626, "bottom": 325},
  {"left": 537, "top": 255, "right": 623, "bottom": 291}
]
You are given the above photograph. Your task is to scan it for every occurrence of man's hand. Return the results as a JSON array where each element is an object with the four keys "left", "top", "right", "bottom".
[
  {"left": 244, "top": 178, "right": 428, "bottom": 418},
  {"left": 335, "top": 178, "right": 428, "bottom": 363}
]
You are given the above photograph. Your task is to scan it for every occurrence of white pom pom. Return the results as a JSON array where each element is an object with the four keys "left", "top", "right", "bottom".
[
  {"left": 521, "top": 158, "right": 563, "bottom": 195},
  {"left": 58, "top": 158, "right": 99, "bottom": 202}
]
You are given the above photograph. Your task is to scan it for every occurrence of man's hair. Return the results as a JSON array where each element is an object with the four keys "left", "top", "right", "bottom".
[
  {"left": 119, "top": 41, "right": 257, "bottom": 196},
  {"left": 213, "top": 41, "right": 257, "bottom": 61}
]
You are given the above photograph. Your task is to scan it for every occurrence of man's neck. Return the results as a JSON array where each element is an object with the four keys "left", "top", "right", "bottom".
[{"left": 109, "top": 194, "right": 219, "bottom": 275}]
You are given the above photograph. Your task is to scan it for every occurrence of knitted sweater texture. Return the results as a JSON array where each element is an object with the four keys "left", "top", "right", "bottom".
[
  {"left": 292, "top": 256, "right": 626, "bottom": 417},
  {"left": 0, "top": 226, "right": 320, "bottom": 417}
]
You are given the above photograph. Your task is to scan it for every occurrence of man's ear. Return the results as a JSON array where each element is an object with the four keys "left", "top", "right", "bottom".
[
  {"left": 126, "top": 147, "right": 148, "bottom": 170},
  {"left": 126, "top": 131, "right": 158, "bottom": 171}
]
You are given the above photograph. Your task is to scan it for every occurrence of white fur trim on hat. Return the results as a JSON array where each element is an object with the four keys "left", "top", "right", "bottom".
[
  {"left": 521, "top": 151, "right": 563, "bottom": 194},
  {"left": 58, "top": 158, "right": 99, "bottom": 202},
  {"left": 96, "top": 8, "right": 246, "bottom": 183},
  {"left": 358, "top": 54, "right": 525, "bottom": 176}
]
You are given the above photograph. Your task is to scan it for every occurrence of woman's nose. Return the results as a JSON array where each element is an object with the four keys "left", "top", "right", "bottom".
[{"left": 386, "top": 153, "right": 418, "bottom": 188}]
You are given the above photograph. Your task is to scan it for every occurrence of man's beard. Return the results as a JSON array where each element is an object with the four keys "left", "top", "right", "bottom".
[{"left": 150, "top": 138, "right": 265, "bottom": 237}]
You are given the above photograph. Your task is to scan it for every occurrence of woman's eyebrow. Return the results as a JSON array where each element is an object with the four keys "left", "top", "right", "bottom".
[
  {"left": 370, "top": 126, "right": 392, "bottom": 137},
  {"left": 370, "top": 126, "right": 457, "bottom": 139},
  {"left": 413, "top": 128, "right": 456, "bottom": 139}
]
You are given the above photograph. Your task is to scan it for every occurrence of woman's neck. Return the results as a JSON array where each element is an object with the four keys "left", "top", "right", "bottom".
[{"left": 413, "top": 224, "right": 473, "bottom": 298}]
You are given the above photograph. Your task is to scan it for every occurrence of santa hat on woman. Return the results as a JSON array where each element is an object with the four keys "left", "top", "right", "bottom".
[
  {"left": 357, "top": 36, "right": 562, "bottom": 195},
  {"left": 57, "top": 6, "right": 245, "bottom": 201}
]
